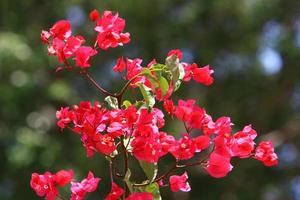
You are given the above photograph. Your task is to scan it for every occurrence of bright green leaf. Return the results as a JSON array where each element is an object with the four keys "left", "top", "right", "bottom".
[
  {"left": 138, "top": 84, "right": 155, "bottom": 108},
  {"left": 158, "top": 76, "right": 169, "bottom": 96},
  {"left": 122, "top": 100, "right": 132, "bottom": 109}
]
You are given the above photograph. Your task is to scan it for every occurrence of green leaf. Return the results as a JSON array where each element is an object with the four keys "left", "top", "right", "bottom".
[
  {"left": 145, "top": 183, "right": 162, "bottom": 200},
  {"left": 139, "top": 160, "right": 158, "bottom": 183},
  {"left": 122, "top": 100, "right": 132, "bottom": 109},
  {"left": 158, "top": 76, "right": 169, "bottom": 97},
  {"left": 134, "top": 182, "right": 162, "bottom": 200},
  {"left": 165, "top": 54, "right": 185, "bottom": 91},
  {"left": 141, "top": 68, "right": 160, "bottom": 88},
  {"left": 104, "top": 96, "right": 119, "bottom": 109},
  {"left": 138, "top": 84, "right": 155, "bottom": 108}
]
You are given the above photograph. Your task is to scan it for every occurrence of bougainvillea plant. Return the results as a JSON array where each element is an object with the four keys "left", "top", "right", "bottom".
[{"left": 31, "top": 9, "right": 279, "bottom": 200}]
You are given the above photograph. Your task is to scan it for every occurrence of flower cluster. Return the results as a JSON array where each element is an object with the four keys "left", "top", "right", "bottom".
[{"left": 31, "top": 9, "right": 278, "bottom": 200}]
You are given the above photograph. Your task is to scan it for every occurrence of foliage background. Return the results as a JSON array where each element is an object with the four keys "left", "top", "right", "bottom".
[{"left": 0, "top": 0, "right": 300, "bottom": 199}]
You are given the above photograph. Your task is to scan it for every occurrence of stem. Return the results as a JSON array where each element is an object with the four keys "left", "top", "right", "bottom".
[
  {"left": 183, "top": 122, "right": 190, "bottom": 133},
  {"left": 83, "top": 70, "right": 117, "bottom": 97},
  {"left": 57, "top": 195, "right": 66, "bottom": 200},
  {"left": 109, "top": 160, "right": 114, "bottom": 185}
]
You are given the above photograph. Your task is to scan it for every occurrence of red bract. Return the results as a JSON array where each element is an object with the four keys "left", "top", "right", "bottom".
[
  {"left": 125, "top": 192, "right": 153, "bottom": 200},
  {"left": 230, "top": 125, "right": 257, "bottom": 158},
  {"left": 169, "top": 172, "right": 191, "bottom": 192},
  {"left": 30, "top": 172, "right": 58, "bottom": 200},
  {"left": 182, "top": 63, "right": 214, "bottom": 86},
  {"left": 105, "top": 182, "right": 125, "bottom": 200},
  {"left": 64, "top": 36, "right": 85, "bottom": 59},
  {"left": 54, "top": 170, "right": 74, "bottom": 186},
  {"left": 167, "top": 49, "right": 183, "bottom": 60},
  {"left": 70, "top": 171, "right": 101, "bottom": 200},
  {"left": 95, "top": 11, "right": 130, "bottom": 50},
  {"left": 254, "top": 141, "right": 278, "bottom": 166},
  {"left": 30, "top": 170, "right": 73, "bottom": 200},
  {"left": 74, "top": 46, "right": 97, "bottom": 68},
  {"left": 170, "top": 133, "right": 196, "bottom": 160},
  {"left": 192, "top": 65, "right": 214, "bottom": 86},
  {"left": 89, "top": 9, "right": 100, "bottom": 22},
  {"left": 50, "top": 20, "right": 71, "bottom": 40},
  {"left": 113, "top": 57, "right": 126, "bottom": 72},
  {"left": 193, "top": 135, "right": 210, "bottom": 152},
  {"left": 206, "top": 153, "right": 233, "bottom": 178},
  {"left": 163, "top": 99, "right": 176, "bottom": 115}
]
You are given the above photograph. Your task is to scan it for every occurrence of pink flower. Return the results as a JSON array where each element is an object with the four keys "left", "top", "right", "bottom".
[
  {"left": 167, "top": 49, "right": 183, "bottom": 60},
  {"left": 206, "top": 153, "right": 233, "bottom": 178},
  {"left": 125, "top": 192, "right": 153, "bottom": 200},
  {"left": 74, "top": 46, "right": 97, "bottom": 68},
  {"left": 70, "top": 171, "right": 101, "bottom": 200},
  {"left": 169, "top": 172, "right": 191, "bottom": 192},
  {"left": 50, "top": 20, "right": 71, "bottom": 40},
  {"left": 105, "top": 182, "right": 124, "bottom": 200},
  {"left": 89, "top": 9, "right": 100, "bottom": 22},
  {"left": 40, "top": 30, "right": 51, "bottom": 44},
  {"left": 254, "top": 141, "right": 278, "bottom": 167}
]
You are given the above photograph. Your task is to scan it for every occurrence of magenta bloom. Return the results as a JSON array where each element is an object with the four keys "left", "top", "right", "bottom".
[{"left": 169, "top": 172, "right": 191, "bottom": 192}]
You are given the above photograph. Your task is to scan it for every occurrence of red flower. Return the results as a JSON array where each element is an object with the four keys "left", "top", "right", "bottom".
[
  {"left": 169, "top": 133, "right": 196, "bottom": 160},
  {"left": 30, "top": 170, "right": 73, "bottom": 200},
  {"left": 56, "top": 107, "right": 74, "bottom": 129},
  {"left": 105, "top": 182, "right": 124, "bottom": 200},
  {"left": 169, "top": 171, "right": 191, "bottom": 192},
  {"left": 206, "top": 153, "right": 233, "bottom": 178},
  {"left": 192, "top": 65, "right": 214, "bottom": 86},
  {"left": 74, "top": 46, "right": 97, "bottom": 68},
  {"left": 254, "top": 141, "right": 278, "bottom": 167},
  {"left": 95, "top": 11, "right": 130, "bottom": 50},
  {"left": 174, "top": 99, "right": 196, "bottom": 122},
  {"left": 89, "top": 9, "right": 100, "bottom": 22},
  {"left": 125, "top": 192, "right": 153, "bottom": 200},
  {"left": 54, "top": 169, "right": 74, "bottom": 186},
  {"left": 50, "top": 20, "right": 71, "bottom": 40},
  {"left": 167, "top": 49, "right": 183, "bottom": 60},
  {"left": 163, "top": 99, "right": 176, "bottom": 115},
  {"left": 193, "top": 135, "right": 210, "bottom": 152},
  {"left": 182, "top": 63, "right": 214, "bottom": 86},
  {"left": 230, "top": 125, "right": 257, "bottom": 158},
  {"left": 64, "top": 36, "right": 85, "bottom": 59},
  {"left": 70, "top": 171, "right": 101, "bottom": 200},
  {"left": 113, "top": 57, "right": 126, "bottom": 72},
  {"left": 30, "top": 172, "right": 58, "bottom": 200}
]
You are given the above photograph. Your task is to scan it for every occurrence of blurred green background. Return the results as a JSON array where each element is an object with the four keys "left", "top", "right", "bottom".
[{"left": 0, "top": 0, "right": 300, "bottom": 199}]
